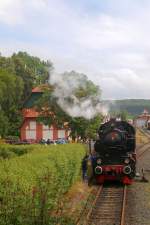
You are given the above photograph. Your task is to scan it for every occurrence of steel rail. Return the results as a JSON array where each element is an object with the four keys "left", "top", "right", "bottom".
[
  {"left": 139, "top": 128, "right": 150, "bottom": 139},
  {"left": 137, "top": 129, "right": 150, "bottom": 159},
  {"left": 120, "top": 185, "right": 127, "bottom": 225},
  {"left": 137, "top": 144, "right": 150, "bottom": 159},
  {"left": 136, "top": 142, "right": 149, "bottom": 152},
  {"left": 75, "top": 185, "right": 100, "bottom": 225},
  {"left": 83, "top": 185, "right": 126, "bottom": 225},
  {"left": 83, "top": 185, "right": 103, "bottom": 225},
  {"left": 135, "top": 128, "right": 150, "bottom": 158}
]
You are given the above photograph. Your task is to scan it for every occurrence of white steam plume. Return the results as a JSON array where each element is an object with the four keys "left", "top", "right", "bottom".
[{"left": 49, "top": 71, "right": 109, "bottom": 119}]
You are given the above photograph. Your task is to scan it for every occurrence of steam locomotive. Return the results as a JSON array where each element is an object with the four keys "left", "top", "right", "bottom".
[{"left": 93, "top": 119, "right": 136, "bottom": 185}]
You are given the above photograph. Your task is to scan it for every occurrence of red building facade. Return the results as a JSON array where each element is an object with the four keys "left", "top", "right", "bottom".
[{"left": 20, "top": 87, "right": 70, "bottom": 142}]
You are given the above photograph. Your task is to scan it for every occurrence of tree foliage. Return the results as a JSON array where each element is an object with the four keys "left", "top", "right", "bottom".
[
  {"left": 110, "top": 110, "right": 129, "bottom": 121},
  {"left": 0, "top": 69, "right": 23, "bottom": 136},
  {"left": 0, "top": 52, "right": 53, "bottom": 137},
  {"left": 12, "top": 52, "right": 53, "bottom": 100},
  {"left": 105, "top": 99, "right": 150, "bottom": 117}
]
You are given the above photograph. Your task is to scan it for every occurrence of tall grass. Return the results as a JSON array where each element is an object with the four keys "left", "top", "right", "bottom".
[
  {"left": 0, "top": 144, "right": 85, "bottom": 225},
  {"left": 0, "top": 144, "right": 34, "bottom": 159}
]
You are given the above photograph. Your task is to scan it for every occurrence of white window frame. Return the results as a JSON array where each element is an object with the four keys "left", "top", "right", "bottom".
[
  {"left": 58, "top": 130, "right": 65, "bottom": 139},
  {"left": 25, "top": 121, "right": 36, "bottom": 140},
  {"left": 42, "top": 124, "right": 53, "bottom": 140}
]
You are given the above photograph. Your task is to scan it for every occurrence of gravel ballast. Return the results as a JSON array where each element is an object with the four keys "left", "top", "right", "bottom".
[{"left": 125, "top": 145, "right": 150, "bottom": 225}]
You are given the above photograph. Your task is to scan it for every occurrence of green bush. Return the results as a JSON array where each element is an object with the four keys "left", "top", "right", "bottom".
[
  {"left": 0, "top": 145, "right": 35, "bottom": 159},
  {"left": 0, "top": 144, "right": 85, "bottom": 225}
]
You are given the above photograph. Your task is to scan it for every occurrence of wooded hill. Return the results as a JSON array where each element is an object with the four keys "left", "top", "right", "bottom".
[{"left": 104, "top": 99, "right": 150, "bottom": 117}]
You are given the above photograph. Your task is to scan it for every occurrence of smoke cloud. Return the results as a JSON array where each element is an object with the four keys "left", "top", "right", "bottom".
[{"left": 49, "top": 71, "right": 109, "bottom": 119}]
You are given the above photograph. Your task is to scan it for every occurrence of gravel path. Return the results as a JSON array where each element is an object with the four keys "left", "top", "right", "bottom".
[{"left": 125, "top": 145, "right": 150, "bottom": 225}]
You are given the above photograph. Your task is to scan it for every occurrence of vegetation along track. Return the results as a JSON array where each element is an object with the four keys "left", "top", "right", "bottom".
[{"left": 81, "top": 184, "right": 127, "bottom": 225}]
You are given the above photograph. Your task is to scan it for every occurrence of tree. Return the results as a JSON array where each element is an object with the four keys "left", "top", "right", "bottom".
[
  {"left": 0, "top": 69, "right": 24, "bottom": 136},
  {"left": 0, "top": 55, "right": 15, "bottom": 74},
  {"left": 120, "top": 110, "right": 129, "bottom": 121},
  {"left": 0, "top": 110, "right": 9, "bottom": 137},
  {"left": 12, "top": 52, "right": 53, "bottom": 100},
  {"left": 85, "top": 116, "right": 102, "bottom": 139},
  {"left": 110, "top": 110, "right": 129, "bottom": 121}
]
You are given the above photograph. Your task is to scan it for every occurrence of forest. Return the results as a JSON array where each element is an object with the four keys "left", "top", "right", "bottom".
[{"left": 104, "top": 99, "right": 150, "bottom": 117}]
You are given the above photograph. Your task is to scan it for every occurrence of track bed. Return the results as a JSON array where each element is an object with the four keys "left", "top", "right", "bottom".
[{"left": 85, "top": 185, "right": 126, "bottom": 225}]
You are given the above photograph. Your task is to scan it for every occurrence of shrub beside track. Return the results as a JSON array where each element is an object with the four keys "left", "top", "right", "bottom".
[
  {"left": 0, "top": 144, "right": 85, "bottom": 225},
  {"left": 0, "top": 144, "right": 34, "bottom": 159}
]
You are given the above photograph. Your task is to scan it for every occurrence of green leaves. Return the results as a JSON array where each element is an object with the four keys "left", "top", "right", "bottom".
[
  {"left": 0, "top": 69, "right": 23, "bottom": 137},
  {"left": 0, "top": 51, "right": 53, "bottom": 137},
  {"left": 0, "top": 144, "right": 85, "bottom": 225}
]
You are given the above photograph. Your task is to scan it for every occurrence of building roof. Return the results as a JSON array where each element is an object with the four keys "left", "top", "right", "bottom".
[
  {"left": 32, "top": 84, "right": 52, "bottom": 92},
  {"left": 142, "top": 108, "right": 149, "bottom": 115},
  {"left": 136, "top": 109, "right": 150, "bottom": 120},
  {"left": 23, "top": 92, "right": 42, "bottom": 108},
  {"left": 22, "top": 108, "right": 40, "bottom": 118},
  {"left": 32, "top": 86, "right": 43, "bottom": 93},
  {"left": 23, "top": 85, "right": 52, "bottom": 108}
]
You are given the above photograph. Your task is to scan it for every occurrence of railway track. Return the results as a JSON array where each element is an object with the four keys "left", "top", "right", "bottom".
[
  {"left": 138, "top": 128, "right": 150, "bottom": 140},
  {"left": 137, "top": 128, "right": 150, "bottom": 158},
  {"left": 137, "top": 142, "right": 150, "bottom": 159},
  {"left": 76, "top": 129, "right": 150, "bottom": 225},
  {"left": 82, "top": 184, "right": 127, "bottom": 225}
]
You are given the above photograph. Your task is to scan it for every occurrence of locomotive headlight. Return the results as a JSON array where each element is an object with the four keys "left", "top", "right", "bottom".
[
  {"left": 123, "top": 166, "right": 132, "bottom": 175},
  {"left": 124, "top": 158, "right": 130, "bottom": 164},
  {"left": 95, "top": 166, "right": 103, "bottom": 175},
  {"left": 97, "top": 158, "right": 102, "bottom": 165}
]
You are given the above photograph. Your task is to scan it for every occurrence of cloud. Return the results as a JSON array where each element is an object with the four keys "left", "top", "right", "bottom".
[
  {"left": 0, "top": 0, "right": 49, "bottom": 25},
  {"left": 97, "top": 69, "right": 150, "bottom": 99},
  {"left": 0, "top": 0, "right": 24, "bottom": 25},
  {"left": 1, "top": 0, "right": 150, "bottom": 99}
]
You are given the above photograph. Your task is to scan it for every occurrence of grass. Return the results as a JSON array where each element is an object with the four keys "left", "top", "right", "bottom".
[{"left": 0, "top": 144, "right": 86, "bottom": 225}]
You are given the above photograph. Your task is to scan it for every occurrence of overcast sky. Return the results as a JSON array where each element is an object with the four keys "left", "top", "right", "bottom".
[{"left": 1, "top": 0, "right": 150, "bottom": 99}]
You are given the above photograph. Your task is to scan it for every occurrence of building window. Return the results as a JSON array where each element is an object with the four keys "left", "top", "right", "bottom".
[
  {"left": 26, "top": 130, "right": 36, "bottom": 139},
  {"left": 58, "top": 130, "right": 65, "bottom": 138},
  {"left": 43, "top": 125, "right": 53, "bottom": 140},
  {"left": 25, "top": 121, "right": 36, "bottom": 139},
  {"left": 30, "top": 121, "right": 36, "bottom": 129}
]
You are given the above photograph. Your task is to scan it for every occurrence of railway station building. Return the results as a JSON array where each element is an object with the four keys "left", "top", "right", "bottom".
[
  {"left": 134, "top": 109, "right": 150, "bottom": 128},
  {"left": 20, "top": 86, "right": 70, "bottom": 143}
]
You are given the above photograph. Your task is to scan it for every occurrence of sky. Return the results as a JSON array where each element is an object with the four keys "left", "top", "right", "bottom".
[{"left": 1, "top": 0, "right": 150, "bottom": 99}]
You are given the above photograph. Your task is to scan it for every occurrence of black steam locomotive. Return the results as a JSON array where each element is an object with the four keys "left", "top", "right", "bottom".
[{"left": 93, "top": 119, "right": 136, "bottom": 184}]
